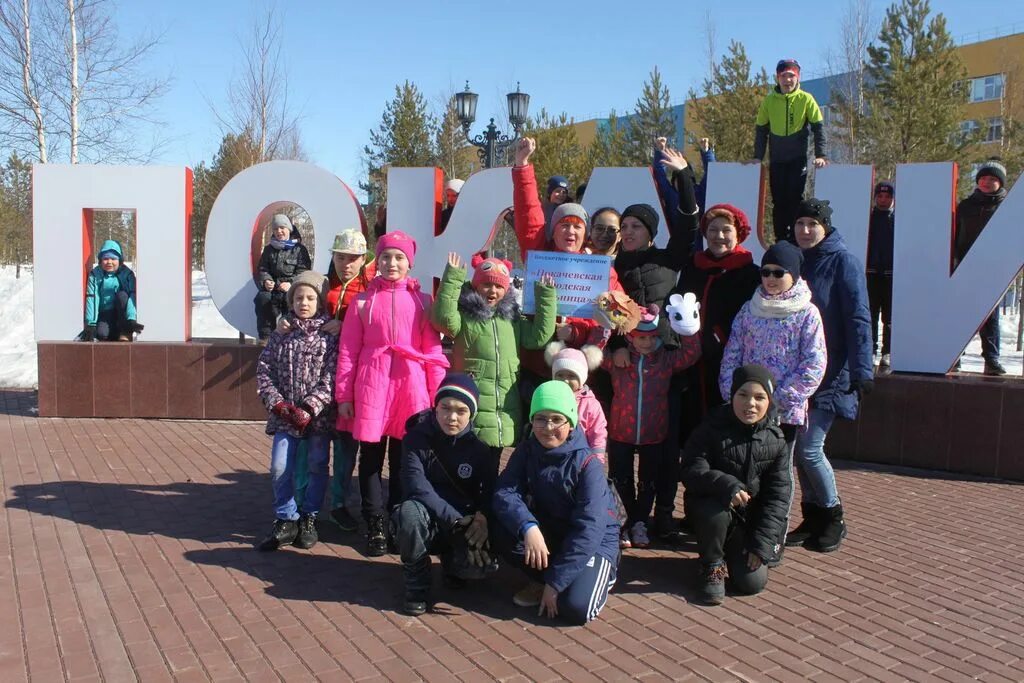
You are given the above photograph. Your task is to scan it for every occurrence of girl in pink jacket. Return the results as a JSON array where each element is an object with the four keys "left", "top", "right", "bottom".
[
  {"left": 336, "top": 231, "right": 449, "bottom": 556},
  {"left": 545, "top": 344, "right": 608, "bottom": 462}
]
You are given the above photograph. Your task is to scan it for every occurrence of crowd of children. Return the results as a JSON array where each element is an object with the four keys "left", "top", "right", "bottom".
[{"left": 72, "top": 54, "right": 1014, "bottom": 624}]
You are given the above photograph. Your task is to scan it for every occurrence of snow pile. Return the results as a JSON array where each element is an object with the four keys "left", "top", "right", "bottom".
[{"left": 0, "top": 266, "right": 1020, "bottom": 389}]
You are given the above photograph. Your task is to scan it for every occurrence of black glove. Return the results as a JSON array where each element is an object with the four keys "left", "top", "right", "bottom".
[
  {"left": 126, "top": 320, "right": 145, "bottom": 334},
  {"left": 81, "top": 325, "right": 96, "bottom": 342},
  {"left": 849, "top": 379, "right": 874, "bottom": 399}
]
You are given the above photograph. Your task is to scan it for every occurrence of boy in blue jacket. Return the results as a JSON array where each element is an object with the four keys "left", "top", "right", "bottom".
[
  {"left": 493, "top": 380, "right": 621, "bottom": 625},
  {"left": 81, "top": 239, "right": 144, "bottom": 342},
  {"left": 395, "top": 373, "right": 498, "bottom": 616}
]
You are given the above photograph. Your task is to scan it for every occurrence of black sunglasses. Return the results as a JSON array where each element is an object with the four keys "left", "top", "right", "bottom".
[{"left": 760, "top": 267, "right": 788, "bottom": 279}]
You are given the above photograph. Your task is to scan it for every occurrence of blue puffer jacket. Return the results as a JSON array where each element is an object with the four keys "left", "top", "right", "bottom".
[
  {"left": 800, "top": 229, "right": 873, "bottom": 420},
  {"left": 493, "top": 426, "right": 621, "bottom": 593},
  {"left": 84, "top": 240, "right": 138, "bottom": 326}
]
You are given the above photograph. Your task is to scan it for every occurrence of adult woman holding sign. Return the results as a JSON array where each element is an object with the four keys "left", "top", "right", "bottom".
[{"left": 511, "top": 137, "right": 623, "bottom": 393}]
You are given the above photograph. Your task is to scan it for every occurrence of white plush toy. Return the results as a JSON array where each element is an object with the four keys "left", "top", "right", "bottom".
[{"left": 665, "top": 293, "right": 701, "bottom": 337}]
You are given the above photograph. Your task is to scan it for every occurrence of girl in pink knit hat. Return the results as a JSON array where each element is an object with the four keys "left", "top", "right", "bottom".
[{"left": 335, "top": 230, "right": 450, "bottom": 557}]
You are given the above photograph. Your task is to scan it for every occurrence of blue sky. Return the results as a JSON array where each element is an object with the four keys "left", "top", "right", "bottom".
[{"left": 116, "top": 0, "right": 1019, "bottom": 198}]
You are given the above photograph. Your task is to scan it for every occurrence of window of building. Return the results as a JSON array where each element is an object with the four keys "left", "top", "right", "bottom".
[
  {"left": 985, "top": 117, "right": 1003, "bottom": 143},
  {"left": 969, "top": 74, "right": 1004, "bottom": 102}
]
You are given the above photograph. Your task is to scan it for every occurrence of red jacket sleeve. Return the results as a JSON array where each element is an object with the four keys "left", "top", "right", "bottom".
[{"left": 513, "top": 164, "right": 547, "bottom": 262}]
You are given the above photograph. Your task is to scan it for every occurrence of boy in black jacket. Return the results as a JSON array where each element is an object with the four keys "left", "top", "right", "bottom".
[
  {"left": 394, "top": 373, "right": 497, "bottom": 616},
  {"left": 681, "top": 365, "right": 792, "bottom": 606}
]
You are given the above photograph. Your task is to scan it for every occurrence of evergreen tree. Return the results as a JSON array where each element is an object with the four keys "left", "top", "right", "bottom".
[
  {"left": 191, "top": 130, "right": 261, "bottom": 268},
  {"left": 686, "top": 40, "right": 770, "bottom": 162},
  {"left": 587, "top": 111, "right": 632, "bottom": 168},
  {"left": 862, "top": 0, "right": 968, "bottom": 177},
  {"left": 522, "top": 109, "right": 590, "bottom": 194},
  {"left": 362, "top": 81, "right": 437, "bottom": 202},
  {"left": 624, "top": 67, "right": 677, "bottom": 165},
  {"left": 0, "top": 153, "right": 32, "bottom": 275},
  {"left": 433, "top": 96, "right": 473, "bottom": 181}
]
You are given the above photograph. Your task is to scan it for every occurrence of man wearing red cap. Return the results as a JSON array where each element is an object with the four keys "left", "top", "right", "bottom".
[{"left": 753, "top": 58, "right": 828, "bottom": 243}]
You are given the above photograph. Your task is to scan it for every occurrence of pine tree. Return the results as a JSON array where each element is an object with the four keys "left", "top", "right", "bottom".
[
  {"left": 522, "top": 109, "right": 589, "bottom": 194},
  {"left": 433, "top": 96, "right": 472, "bottom": 181},
  {"left": 587, "top": 111, "right": 632, "bottom": 168},
  {"left": 862, "top": 0, "right": 968, "bottom": 177},
  {"left": 686, "top": 40, "right": 770, "bottom": 162},
  {"left": 362, "top": 81, "right": 437, "bottom": 202},
  {"left": 0, "top": 153, "right": 32, "bottom": 275},
  {"left": 624, "top": 67, "right": 677, "bottom": 165}
]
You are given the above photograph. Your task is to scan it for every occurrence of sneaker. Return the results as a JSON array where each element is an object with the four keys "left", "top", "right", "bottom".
[
  {"left": 984, "top": 359, "right": 1007, "bottom": 376},
  {"left": 366, "top": 514, "right": 388, "bottom": 557},
  {"left": 330, "top": 507, "right": 359, "bottom": 532},
  {"left": 700, "top": 562, "right": 728, "bottom": 606},
  {"left": 879, "top": 353, "right": 891, "bottom": 368},
  {"left": 257, "top": 519, "right": 298, "bottom": 551},
  {"left": 630, "top": 521, "right": 650, "bottom": 549},
  {"left": 293, "top": 514, "right": 318, "bottom": 549},
  {"left": 619, "top": 528, "right": 632, "bottom": 549},
  {"left": 512, "top": 581, "right": 545, "bottom": 607}
]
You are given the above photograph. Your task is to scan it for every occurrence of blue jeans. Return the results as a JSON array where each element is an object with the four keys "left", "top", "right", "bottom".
[
  {"left": 793, "top": 409, "right": 839, "bottom": 508},
  {"left": 294, "top": 432, "right": 357, "bottom": 510},
  {"left": 270, "top": 432, "right": 330, "bottom": 520}
]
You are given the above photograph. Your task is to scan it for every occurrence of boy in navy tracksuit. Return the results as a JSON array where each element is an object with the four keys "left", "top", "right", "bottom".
[
  {"left": 492, "top": 381, "right": 621, "bottom": 625},
  {"left": 395, "top": 373, "right": 497, "bottom": 616}
]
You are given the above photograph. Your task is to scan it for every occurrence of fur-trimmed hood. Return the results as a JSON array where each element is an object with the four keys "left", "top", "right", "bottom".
[{"left": 458, "top": 283, "right": 521, "bottom": 322}]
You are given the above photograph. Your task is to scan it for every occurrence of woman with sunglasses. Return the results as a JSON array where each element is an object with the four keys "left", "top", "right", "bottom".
[{"left": 718, "top": 241, "right": 827, "bottom": 560}]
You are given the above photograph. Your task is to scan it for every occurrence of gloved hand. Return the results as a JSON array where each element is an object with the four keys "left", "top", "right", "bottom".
[
  {"left": 665, "top": 292, "right": 701, "bottom": 336},
  {"left": 126, "top": 320, "right": 145, "bottom": 334},
  {"left": 81, "top": 325, "right": 96, "bottom": 342},
  {"left": 271, "top": 401, "right": 295, "bottom": 419},
  {"left": 849, "top": 379, "right": 874, "bottom": 399},
  {"left": 290, "top": 406, "right": 312, "bottom": 432}
]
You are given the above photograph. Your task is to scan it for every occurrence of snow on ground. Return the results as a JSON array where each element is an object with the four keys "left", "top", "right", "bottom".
[{"left": 0, "top": 266, "right": 1021, "bottom": 389}]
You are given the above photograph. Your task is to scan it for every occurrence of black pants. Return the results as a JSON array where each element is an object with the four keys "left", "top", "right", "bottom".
[
  {"left": 769, "top": 159, "right": 808, "bottom": 243},
  {"left": 254, "top": 289, "right": 288, "bottom": 339},
  {"left": 359, "top": 437, "right": 399, "bottom": 519},
  {"left": 689, "top": 496, "right": 768, "bottom": 595},
  {"left": 608, "top": 441, "right": 663, "bottom": 526},
  {"left": 866, "top": 273, "right": 893, "bottom": 355},
  {"left": 980, "top": 307, "right": 1001, "bottom": 361},
  {"left": 95, "top": 291, "right": 133, "bottom": 341}
]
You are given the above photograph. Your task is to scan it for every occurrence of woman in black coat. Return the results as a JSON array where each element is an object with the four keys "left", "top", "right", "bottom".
[{"left": 681, "top": 364, "right": 792, "bottom": 606}]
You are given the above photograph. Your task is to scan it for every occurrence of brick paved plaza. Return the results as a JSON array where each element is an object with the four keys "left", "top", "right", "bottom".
[{"left": 2, "top": 388, "right": 1024, "bottom": 682}]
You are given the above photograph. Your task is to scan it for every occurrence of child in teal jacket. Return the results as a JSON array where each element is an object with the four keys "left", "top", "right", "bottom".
[{"left": 81, "top": 240, "right": 144, "bottom": 342}]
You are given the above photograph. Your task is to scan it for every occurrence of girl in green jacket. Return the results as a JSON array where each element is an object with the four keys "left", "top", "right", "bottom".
[{"left": 431, "top": 253, "right": 557, "bottom": 455}]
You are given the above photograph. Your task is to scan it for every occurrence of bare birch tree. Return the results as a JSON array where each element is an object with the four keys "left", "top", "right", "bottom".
[
  {"left": 0, "top": 0, "right": 48, "bottom": 161},
  {"left": 824, "top": 0, "right": 875, "bottom": 163}
]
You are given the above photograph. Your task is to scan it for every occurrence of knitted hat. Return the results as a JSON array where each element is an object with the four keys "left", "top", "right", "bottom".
[
  {"left": 98, "top": 249, "right": 120, "bottom": 262},
  {"left": 762, "top": 241, "right": 804, "bottom": 277},
  {"left": 331, "top": 230, "right": 367, "bottom": 255},
  {"left": 700, "top": 203, "right": 752, "bottom": 243},
  {"left": 547, "top": 175, "right": 569, "bottom": 198},
  {"left": 376, "top": 230, "right": 417, "bottom": 267},
  {"left": 621, "top": 203, "right": 660, "bottom": 241},
  {"left": 287, "top": 270, "right": 328, "bottom": 310},
  {"left": 730, "top": 364, "right": 777, "bottom": 402},
  {"left": 548, "top": 345, "right": 602, "bottom": 386},
  {"left": 976, "top": 159, "right": 1007, "bottom": 186},
  {"left": 629, "top": 304, "right": 660, "bottom": 337},
  {"left": 435, "top": 372, "right": 480, "bottom": 418},
  {"left": 547, "top": 203, "right": 590, "bottom": 242},
  {"left": 470, "top": 254, "right": 512, "bottom": 290},
  {"left": 530, "top": 380, "right": 578, "bottom": 428},
  {"left": 271, "top": 213, "right": 293, "bottom": 231},
  {"left": 796, "top": 198, "right": 833, "bottom": 230},
  {"left": 445, "top": 178, "right": 465, "bottom": 194},
  {"left": 776, "top": 58, "right": 801, "bottom": 75},
  {"left": 874, "top": 180, "right": 895, "bottom": 197}
]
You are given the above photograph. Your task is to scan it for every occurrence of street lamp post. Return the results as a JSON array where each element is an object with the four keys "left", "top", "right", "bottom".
[{"left": 454, "top": 81, "right": 530, "bottom": 169}]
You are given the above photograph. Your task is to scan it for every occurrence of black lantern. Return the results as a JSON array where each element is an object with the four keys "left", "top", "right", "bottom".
[
  {"left": 454, "top": 81, "right": 478, "bottom": 133},
  {"left": 454, "top": 80, "right": 530, "bottom": 169},
  {"left": 506, "top": 82, "right": 530, "bottom": 132}
]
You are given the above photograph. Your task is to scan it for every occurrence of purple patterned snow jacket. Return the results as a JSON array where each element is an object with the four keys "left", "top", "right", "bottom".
[
  {"left": 256, "top": 313, "right": 338, "bottom": 437},
  {"left": 719, "top": 278, "right": 827, "bottom": 427}
]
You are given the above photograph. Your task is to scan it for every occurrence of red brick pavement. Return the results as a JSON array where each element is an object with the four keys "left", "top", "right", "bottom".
[{"left": 2, "top": 388, "right": 1024, "bottom": 682}]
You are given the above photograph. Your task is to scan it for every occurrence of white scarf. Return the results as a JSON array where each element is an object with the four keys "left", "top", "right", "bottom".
[{"left": 749, "top": 280, "right": 812, "bottom": 319}]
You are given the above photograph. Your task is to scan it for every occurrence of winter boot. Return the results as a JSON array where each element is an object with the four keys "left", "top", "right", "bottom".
[
  {"left": 366, "top": 514, "right": 388, "bottom": 557},
  {"left": 807, "top": 502, "right": 848, "bottom": 553},
  {"left": 984, "top": 359, "right": 1007, "bottom": 376},
  {"left": 294, "top": 513, "right": 319, "bottom": 549},
  {"left": 785, "top": 503, "right": 825, "bottom": 547},
  {"left": 402, "top": 556, "right": 431, "bottom": 616},
  {"left": 257, "top": 519, "right": 298, "bottom": 551},
  {"left": 699, "top": 561, "right": 728, "bottom": 606}
]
